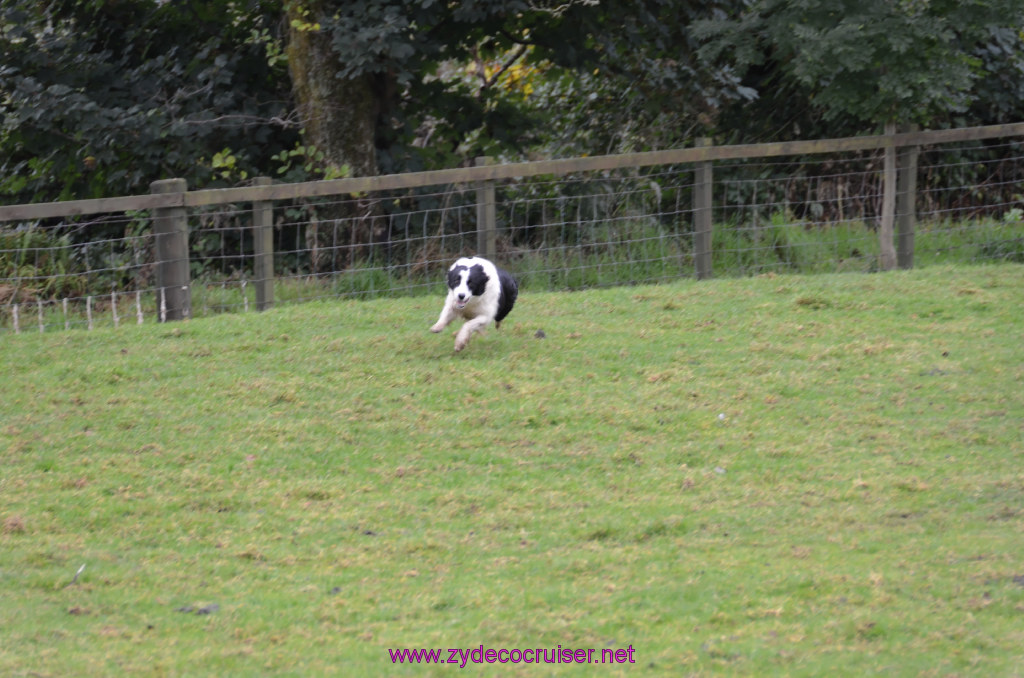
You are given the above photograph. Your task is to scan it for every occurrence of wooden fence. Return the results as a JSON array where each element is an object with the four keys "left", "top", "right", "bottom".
[{"left": 2, "top": 121, "right": 1023, "bottom": 322}]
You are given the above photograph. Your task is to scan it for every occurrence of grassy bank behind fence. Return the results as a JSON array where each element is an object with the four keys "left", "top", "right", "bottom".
[
  {"left": 2, "top": 263, "right": 1023, "bottom": 675},
  {"left": 2, "top": 215, "right": 1023, "bottom": 334}
]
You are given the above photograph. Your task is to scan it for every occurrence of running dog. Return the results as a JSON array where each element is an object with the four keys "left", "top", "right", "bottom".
[{"left": 430, "top": 256, "right": 518, "bottom": 352}]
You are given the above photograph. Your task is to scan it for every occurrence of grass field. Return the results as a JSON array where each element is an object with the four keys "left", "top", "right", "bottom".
[{"left": 2, "top": 264, "right": 1023, "bottom": 676}]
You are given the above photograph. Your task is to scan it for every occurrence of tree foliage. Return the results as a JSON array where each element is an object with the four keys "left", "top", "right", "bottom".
[
  {"left": 695, "top": 0, "right": 1024, "bottom": 132},
  {"left": 1, "top": 0, "right": 1023, "bottom": 204},
  {"left": 0, "top": 0, "right": 297, "bottom": 203}
]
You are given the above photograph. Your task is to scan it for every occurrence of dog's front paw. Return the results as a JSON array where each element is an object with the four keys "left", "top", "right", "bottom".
[{"left": 430, "top": 323, "right": 444, "bottom": 333}]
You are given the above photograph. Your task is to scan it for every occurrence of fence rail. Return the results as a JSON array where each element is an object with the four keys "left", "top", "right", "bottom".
[
  {"left": 2, "top": 122, "right": 1023, "bottom": 333},
  {"left": 3, "top": 123, "right": 1023, "bottom": 223}
]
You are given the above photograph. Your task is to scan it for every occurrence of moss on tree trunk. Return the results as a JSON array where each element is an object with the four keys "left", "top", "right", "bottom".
[
  {"left": 286, "top": 1, "right": 377, "bottom": 177},
  {"left": 286, "top": 1, "right": 384, "bottom": 271}
]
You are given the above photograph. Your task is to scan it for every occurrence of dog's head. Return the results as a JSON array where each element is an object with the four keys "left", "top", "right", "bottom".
[{"left": 447, "top": 261, "right": 489, "bottom": 309}]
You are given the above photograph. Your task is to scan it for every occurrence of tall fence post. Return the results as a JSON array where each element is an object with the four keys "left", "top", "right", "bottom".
[
  {"left": 150, "top": 178, "right": 190, "bottom": 321},
  {"left": 694, "top": 138, "right": 714, "bottom": 280},
  {"left": 878, "top": 122, "right": 899, "bottom": 271},
  {"left": 896, "top": 124, "right": 919, "bottom": 270},
  {"left": 252, "top": 176, "right": 274, "bottom": 311},
  {"left": 475, "top": 156, "right": 496, "bottom": 260}
]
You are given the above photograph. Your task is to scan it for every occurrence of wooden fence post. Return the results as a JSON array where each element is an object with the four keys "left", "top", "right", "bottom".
[
  {"left": 896, "top": 124, "right": 919, "bottom": 270},
  {"left": 150, "top": 178, "right": 190, "bottom": 321},
  {"left": 694, "top": 138, "right": 714, "bottom": 280},
  {"left": 475, "top": 156, "right": 496, "bottom": 260},
  {"left": 878, "top": 122, "right": 899, "bottom": 271},
  {"left": 252, "top": 177, "right": 274, "bottom": 311}
]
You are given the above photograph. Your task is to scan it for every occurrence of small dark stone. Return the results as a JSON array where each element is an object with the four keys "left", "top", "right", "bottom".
[{"left": 534, "top": 329, "right": 546, "bottom": 339}]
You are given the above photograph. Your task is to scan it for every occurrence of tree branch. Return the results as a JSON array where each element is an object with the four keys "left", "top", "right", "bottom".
[
  {"left": 526, "top": 0, "right": 599, "bottom": 17},
  {"left": 482, "top": 44, "right": 530, "bottom": 92},
  {"left": 179, "top": 111, "right": 303, "bottom": 129}
]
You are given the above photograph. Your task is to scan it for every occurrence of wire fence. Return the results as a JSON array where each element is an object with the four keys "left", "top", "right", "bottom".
[{"left": 2, "top": 129, "right": 1023, "bottom": 334}]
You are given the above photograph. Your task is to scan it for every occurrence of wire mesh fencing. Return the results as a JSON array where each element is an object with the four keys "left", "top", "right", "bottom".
[{"left": 2, "top": 128, "right": 1022, "bottom": 334}]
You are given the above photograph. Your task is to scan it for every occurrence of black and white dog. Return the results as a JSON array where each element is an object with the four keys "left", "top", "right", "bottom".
[{"left": 430, "top": 256, "right": 518, "bottom": 352}]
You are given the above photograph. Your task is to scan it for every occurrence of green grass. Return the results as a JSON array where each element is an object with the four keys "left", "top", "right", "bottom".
[
  {"left": 712, "top": 214, "right": 1024, "bottom": 275},
  {"left": 2, "top": 264, "right": 1023, "bottom": 676}
]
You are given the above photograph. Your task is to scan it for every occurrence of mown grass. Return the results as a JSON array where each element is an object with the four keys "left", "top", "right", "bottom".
[{"left": 2, "top": 264, "right": 1023, "bottom": 676}]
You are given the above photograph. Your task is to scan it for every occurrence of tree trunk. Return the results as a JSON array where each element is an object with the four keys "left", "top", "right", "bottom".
[
  {"left": 286, "top": 1, "right": 377, "bottom": 177},
  {"left": 286, "top": 2, "right": 384, "bottom": 271}
]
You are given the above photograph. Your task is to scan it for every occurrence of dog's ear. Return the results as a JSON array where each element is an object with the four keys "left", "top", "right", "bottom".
[{"left": 466, "top": 264, "right": 489, "bottom": 296}]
